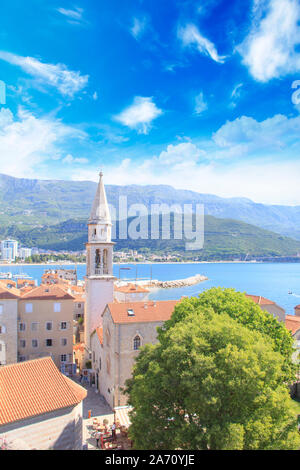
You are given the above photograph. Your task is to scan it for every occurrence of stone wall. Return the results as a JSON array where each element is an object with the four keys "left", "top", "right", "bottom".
[
  {"left": 0, "top": 298, "right": 18, "bottom": 365},
  {"left": 98, "top": 307, "right": 164, "bottom": 408},
  {"left": 0, "top": 402, "right": 83, "bottom": 450}
]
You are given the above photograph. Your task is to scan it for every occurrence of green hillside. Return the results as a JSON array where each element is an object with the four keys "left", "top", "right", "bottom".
[
  {"left": 1, "top": 215, "right": 300, "bottom": 260},
  {"left": 1, "top": 173, "right": 300, "bottom": 240}
]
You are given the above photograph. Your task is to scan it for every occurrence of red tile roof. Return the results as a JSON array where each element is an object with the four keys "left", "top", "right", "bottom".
[
  {"left": 295, "top": 305, "right": 300, "bottom": 310},
  {"left": 73, "top": 295, "right": 85, "bottom": 303},
  {"left": 73, "top": 343, "right": 85, "bottom": 352},
  {"left": 16, "top": 279, "right": 36, "bottom": 288},
  {"left": 0, "top": 357, "right": 87, "bottom": 426},
  {"left": 0, "top": 279, "right": 17, "bottom": 288},
  {"left": 106, "top": 300, "right": 179, "bottom": 324},
  {"left": 21, "top": 285, "right": 74, "bottom": 301},
  {"left": 114, "top": 283, "right": 149, "bottom": 294},
  {"left": 96, "top": 327, "right": 103, "bottom": 345},
  {"left": 0, "top": 285, "right": 20, "bottom": 299},
  {"left": 285, "top": 315, "right": 300, "bottom": 335},
  {"left": 245, "top": 294, "right": 275, "bottom": 305}
]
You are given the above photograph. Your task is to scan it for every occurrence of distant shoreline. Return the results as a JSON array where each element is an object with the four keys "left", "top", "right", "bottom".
[{"left": 0, "top": 260, "right": 297, "bottom": 268}]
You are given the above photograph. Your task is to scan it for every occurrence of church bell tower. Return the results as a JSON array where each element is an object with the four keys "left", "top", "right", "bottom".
[{"left": 84, "top": 172, "right": 115, "bottom": 347}]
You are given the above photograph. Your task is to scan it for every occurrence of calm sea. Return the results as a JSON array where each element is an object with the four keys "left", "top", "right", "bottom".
[{"left": 1, "top": 262, "right": 300, "bottom": 315}]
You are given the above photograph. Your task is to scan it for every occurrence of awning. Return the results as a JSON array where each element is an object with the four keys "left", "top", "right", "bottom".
[{"left": 115, "top": 406, "right": 132, "bottom": 428}]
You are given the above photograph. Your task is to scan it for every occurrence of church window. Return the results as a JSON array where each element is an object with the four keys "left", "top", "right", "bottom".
[
  {"left": 95, "top": 249, "right": 101, "bottom": 269},
  {"left": 133, "top": 335, "right": 141, "bottom": 351},
  {"left": 103, "top": 249, "right": 108, "bottom": 274}
]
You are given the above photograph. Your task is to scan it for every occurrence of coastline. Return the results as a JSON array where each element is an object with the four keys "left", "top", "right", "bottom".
[{"left": 0, "top": 260, "right": 267, "bottom": 267}]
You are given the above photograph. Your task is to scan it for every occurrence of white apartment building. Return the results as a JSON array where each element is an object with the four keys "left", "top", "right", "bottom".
[
  {"left": 18, "top": 247, "right": 32, "bottom": 260},
  {"left": 1, "top": 240, "right": 19, "bottom": 261}
]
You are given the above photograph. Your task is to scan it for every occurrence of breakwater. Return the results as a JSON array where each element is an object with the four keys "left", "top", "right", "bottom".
[{"left": 148, "top": 274, "right": 208, "bottom": 289}]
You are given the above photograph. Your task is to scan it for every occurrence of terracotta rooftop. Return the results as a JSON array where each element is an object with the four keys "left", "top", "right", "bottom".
[
  {"left": 114, "top": 283, "right": 150, "bottom": 294},
  {"left": 21, "top": 285, "right": 75, "bottom": 301},
  {"left": 69, "top": 285, "right": 85, "bottom": 293},
  {"left": 0, "top": 285, "right": 20, "bottom": 299},
  {"left": 106, "top": 300, "right": 179, "bottom": 324},
  {"left": 295, "top": 305, "right": 300, "bottom": 309},
  {"left": 20, "top": 286, "right": 36, "bottom": 294},
  {"left": 0, "top": 279, "right": 17, "bottom": 288},
  {"left": 245, "top": 294, "right": 275, "bottom": 306},
  {"left": 16, "top": 279, "right": 36, "bottom": 287},
  {"left": 96, "top": 327, "right": 103, "bottom": 344},
  {"left": 0, "top": 357, "right": 87, "bottom": 426},
  {"left": 285, "top": 315, "right": 300, "bottom": 335},
  {"left": 73, "top": 343, "right": 85, "bottom": 352},
  {"left": 73, "top": 296, "right": 85, "bottom": 303}
]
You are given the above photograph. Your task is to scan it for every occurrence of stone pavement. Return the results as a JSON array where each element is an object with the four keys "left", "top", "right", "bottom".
[{"left": 75, "top": 378, "right": 115, "bottom": 450}]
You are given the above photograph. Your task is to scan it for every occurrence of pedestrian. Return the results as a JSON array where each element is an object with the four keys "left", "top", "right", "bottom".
[
  {"left": 95, "top": 430, "right": 101, "bottom": 448},
  {"left": 111, "top": 422, "right": 116, "bottom": 441},
  {"left": 79, "top": 373, "right": 83, "bottom": 383}
]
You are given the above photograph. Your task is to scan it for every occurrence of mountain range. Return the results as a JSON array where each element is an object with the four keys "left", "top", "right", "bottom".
[
  {"left": 1, "top": 173, "right": 299, "bottom": 239},
  {"left": 0, "top": 173, "right": 300, "bottom": 258}
]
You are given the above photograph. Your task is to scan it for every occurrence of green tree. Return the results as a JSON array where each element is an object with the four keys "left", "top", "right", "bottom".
[
  {"left": 125, "top": 308, "right": 300, "bottom": 450},
  {"left": 161, "top": 288, "right": 296, "bottom": 382}
]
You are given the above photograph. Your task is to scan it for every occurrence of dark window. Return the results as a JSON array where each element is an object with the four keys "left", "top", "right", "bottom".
[{"left": 133, "top": 336, "right": 141, "bottom": 351}]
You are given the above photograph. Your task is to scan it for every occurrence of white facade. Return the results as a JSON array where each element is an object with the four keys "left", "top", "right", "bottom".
[
  {"left": 1, "top": 240, "right": 18, "bottom": 261},
  {"left": 84, "top": 172, "right": 115, "bottom": 347},
  {"left": 19, "top": 248, "right": 32, "bottom": 260}
]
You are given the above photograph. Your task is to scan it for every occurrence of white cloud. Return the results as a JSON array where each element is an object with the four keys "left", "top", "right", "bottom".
[
  {"left": 213, "top": 114, "right": 300, "bottom": 152},
  {"left": 72, "top": 152, "right": 300, "bottom": 205},
  {"left": 229, "top": 83, "right": 243, "bottom": 108},
  {"left": 194, "top": 91, "right": 208, "bottom": 114},
  {"left": 0, "top": 51, "right": 89, "bottom": 97},
  {"left": 71, "top": 113, "right": 300, "bottom": 204},
  {"left": 114, "top": 96, "right": 163, "bottom": 134},
  {"left": 130, "top": 17, "right": 147, "bottom": 39},
  {"left": 158, "top": 142, "right": 205, "bottom": 166},
  {"left": 62, "top": 154, "right": 88, "bottom": 164},
  {"left": 231, "top": 83, "right": 243, "bottom": 99},
  {"left": 92, "top": 91, "right": 98, "bottom": 101},
  {"left": 0, "top": 106, "right": 85, "bottom": 177},
  {"left": 178, "top": 24, "right": 227, "bottom": 63},
  {"left": 57, "top": 7, "right": 85, "bottom": 25},
  {"left": 238, "top": 0, "right": 300, "bottom": 81}
]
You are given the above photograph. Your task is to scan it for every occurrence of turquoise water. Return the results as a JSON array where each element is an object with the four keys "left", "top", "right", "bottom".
[{"left": 1, "top": 262, "right": 300, "bottom": 315}]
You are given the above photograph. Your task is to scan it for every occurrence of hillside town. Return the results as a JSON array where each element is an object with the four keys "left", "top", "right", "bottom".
[{"left": 0, "top": 172, "right": 300, "bottom": 450}]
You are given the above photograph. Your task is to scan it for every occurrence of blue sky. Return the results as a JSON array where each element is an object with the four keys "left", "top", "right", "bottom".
[{"left": 0, "top": 0, "right": 300, "bottom": 204}]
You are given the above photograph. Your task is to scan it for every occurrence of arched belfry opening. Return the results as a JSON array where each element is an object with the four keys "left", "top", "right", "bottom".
[
  {"left": 95, "top": 249, "right": 101, "bottom": 274},
  {"left": 103, "top": 249, "right": 108, "bottom": 275}
]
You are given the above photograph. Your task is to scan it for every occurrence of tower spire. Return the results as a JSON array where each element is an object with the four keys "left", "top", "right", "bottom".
[
  {"left": 89, "top": 171, "right": 111, "bottom": 225},
  {"left": 85, "top": 170, "right": 115, "bottom": 347}
]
